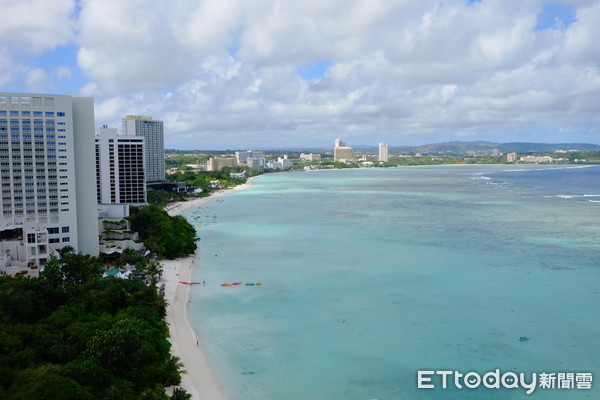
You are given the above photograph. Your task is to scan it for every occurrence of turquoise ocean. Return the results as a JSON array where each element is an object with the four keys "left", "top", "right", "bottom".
[{"left": 182, "top": 165, "right": 599, "bottom": 400}]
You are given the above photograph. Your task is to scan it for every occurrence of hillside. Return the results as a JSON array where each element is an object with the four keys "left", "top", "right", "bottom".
[{"left": 386, "top": 141, "right": 600, "bottom": 155}]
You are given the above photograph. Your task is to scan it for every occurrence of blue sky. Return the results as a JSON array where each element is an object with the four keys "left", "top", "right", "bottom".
[
  {"left": 535, "top": 3, "right": 576, "bottom": 29},
  {"left": 1, "top": 0, "right": 599, "bottom": 149},
  {"left": 298, "top": 60, "right": 333, "bottom": 80}
]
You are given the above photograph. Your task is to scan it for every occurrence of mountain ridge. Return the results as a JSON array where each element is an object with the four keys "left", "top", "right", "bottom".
[{"left": 166, "top": 141, "right": 600, "bottom": 154}]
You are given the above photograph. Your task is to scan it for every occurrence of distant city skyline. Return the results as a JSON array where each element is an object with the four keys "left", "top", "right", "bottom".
[{"left": 1, "top": 1, "right": 599, "bottom": 149}]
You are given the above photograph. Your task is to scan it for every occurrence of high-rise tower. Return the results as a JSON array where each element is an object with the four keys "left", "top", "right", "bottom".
[
  {"left": 96, "top": 125, "right": 146, "bottom": 205},
  {"left": 379, "top": 143, "right": 389, "bottom": 162},
  {"left": 0, "top": 92, "right": 99, "bottom": 259},
  {"left": 122, "top": 115, "right": 164, "bottom": 182}
]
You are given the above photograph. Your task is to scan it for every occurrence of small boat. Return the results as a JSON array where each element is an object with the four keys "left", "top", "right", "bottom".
[
  {"left": 519, "top": 336, "right": 530, "bottom": 341},
  {"left": 221, "top": 283, "right": 232, "bottom": 287},
  {"left": 255, "top": 282, "right": 262, "bottom": 286},
  {"left": 232, "top": 282, "right": 242, "bottom": 285}
]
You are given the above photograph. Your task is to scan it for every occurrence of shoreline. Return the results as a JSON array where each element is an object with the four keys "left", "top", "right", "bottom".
[{"left": 162, "top": 180, "right": 255, "bottom": 399}]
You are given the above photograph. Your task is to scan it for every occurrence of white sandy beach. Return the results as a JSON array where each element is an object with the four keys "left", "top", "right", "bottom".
[{"left": 162, "top": 181, "right": 254, "bottom": 399}]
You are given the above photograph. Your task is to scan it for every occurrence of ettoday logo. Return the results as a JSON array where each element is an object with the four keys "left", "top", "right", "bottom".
[{"left": 417, "top": 370, "right": 593, "bottom": 394}]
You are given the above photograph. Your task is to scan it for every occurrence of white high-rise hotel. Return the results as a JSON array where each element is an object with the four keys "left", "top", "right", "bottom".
[
  {"left": 122, "top": 115, "right": 164, "bottom": 182},
  {"left": 0, "top": 93, "right": 99, "bottom": 260},
  {"left": 379, "top": 143, "right": 389, "bottom": 162}
]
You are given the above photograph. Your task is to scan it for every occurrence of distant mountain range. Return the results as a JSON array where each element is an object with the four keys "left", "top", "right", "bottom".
[
  {"left": 353, "top": 141, "right": 600, "bottom": 155},
  {"left": 168, "top": 141, "right": 600, "bottom": 155}
]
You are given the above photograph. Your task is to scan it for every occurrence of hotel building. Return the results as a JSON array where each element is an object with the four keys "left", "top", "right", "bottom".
[
  {"left": 335, "top": 138, "right": 346, "bottom": 147},
  {"left": 333, "top": 138, "right": 357, "bottom": 162},
  {"left": 95, "top": 125, "right": 146, "bottom": 205},
  {"left": 246, "top": 156, "right": 265, "bottom": 172},
  {"left": 207, "top": 156, "right": 236, "bottom": 171},
  {"left": 0, "top": 93, "right": 99, "bottom": 268},
  {"left": 235, "top": 150, "right": 265, "bottom": 164},
  {"left": 300, "top": 153, "right": 321, "bottom": 161},
  {"left": 267, "top": 155, "right": 291, "bottom": 170},
  {"left": 379, "top": 143, "right": 389, "bottom": 162},
  {"left": 122, "top": 115, "right": 164, "bottom": 182}
]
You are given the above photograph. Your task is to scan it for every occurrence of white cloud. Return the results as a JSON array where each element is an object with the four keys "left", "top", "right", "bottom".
[
  {"left": 1, "top": 0, "right": 599, "bottom": 148},
  {"left": 0, "top": 0, "right": 75, "bottom": 54},
  {"left": 25, "top": 68, "right": 48, "bottom": 92},
  {"left": 562, "top": 3, "right": 600, "bottom": 64},
  {"left": 0, "top": 48, "right": 17, "bottom": 87}
]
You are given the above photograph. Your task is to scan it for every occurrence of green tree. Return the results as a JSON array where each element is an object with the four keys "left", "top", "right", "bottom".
[
  {"left": 148, "top": 189, "right": 176, "bottom": 206},
  {"left": 57, "top": 245, "right": 75, "bottom": 258},
  {"left": 170, "top": 388, "right": 192, "bottom": 400},
  {"left": 144, "top": 260, "right": 163, "bottom": 287},
  {"left": 128, "top": 205, "right": 197, "bottom": 259},
  {"left": 0, "top": 270, "right": 180, "bottom": 399},
  {"left": 40, "top": 253, "right": 103, "bottom": 287},
  {"left": 7, "top": 365, "right": 93, "bottom": 400}
]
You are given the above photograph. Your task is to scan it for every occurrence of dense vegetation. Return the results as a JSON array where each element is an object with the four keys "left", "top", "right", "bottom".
[
  {"left": 165, "top": 153, "right": 211, "bottom": 168},
  {"left": 564, "top": 150, "right": 600, "bottom": 162},
  {"left": 147, "top": 189, "right": 187, "bottom": 206},
  {"left": 0, "top": 252, "right": 190, "bottom": 400},
  {"left": 165, "top": 166, "right": 249, "bottom": 194},
  {"left": 128, "top": 205, "right": 198, "bottom": 259}
]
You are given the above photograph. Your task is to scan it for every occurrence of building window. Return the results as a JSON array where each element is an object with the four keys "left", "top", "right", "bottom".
[
  {"left": 27, "top": 233, "right": 36, "bottom": 244},
  {"left": 62, "top": 237, "right": 70, "bottom": 243},
  {"left": 61, "top": 226, "right": 70, "bottom": 233},
  {"left": 57, "top": 112, "right": 65, "bottom": 117}
]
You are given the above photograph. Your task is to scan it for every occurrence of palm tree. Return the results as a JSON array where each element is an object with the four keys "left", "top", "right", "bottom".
[
  {"left": 57, "top": 245, "right": 75, "bottom": 258},
  {"left": 170, "top": 388, "right": 192, "bottom": 400},
  {"left": 163, "top": 355, "right": 186, "bottom": 387},
  {"left": 144, "top": 260, "right": 163, "bottom": 286}
]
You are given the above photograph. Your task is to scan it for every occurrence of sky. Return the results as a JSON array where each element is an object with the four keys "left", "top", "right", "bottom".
[{"left": 1, "top": 0, "right": 599, "bottom": 150}]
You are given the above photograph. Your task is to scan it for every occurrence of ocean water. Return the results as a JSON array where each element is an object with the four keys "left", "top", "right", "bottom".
[{"left": 183, "top": 165, "right": 599, "bottom": 400}]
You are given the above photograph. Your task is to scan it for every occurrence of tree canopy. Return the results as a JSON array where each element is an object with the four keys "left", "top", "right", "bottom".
[
  {"left": 128, "top": 205, "right": 198, "bottom": 259},
  {"left": 0, "top": 263, "right": 188, "bottom": 400}
]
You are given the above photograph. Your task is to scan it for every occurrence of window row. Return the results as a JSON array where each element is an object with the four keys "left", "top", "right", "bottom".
[{"left": 0, "top": 111, "right": 66, "bottom": 117}]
